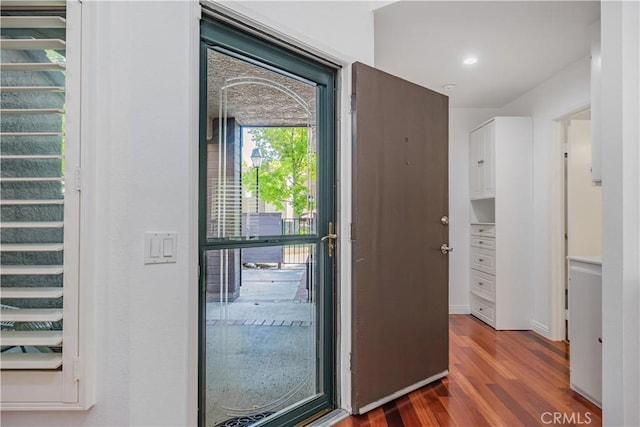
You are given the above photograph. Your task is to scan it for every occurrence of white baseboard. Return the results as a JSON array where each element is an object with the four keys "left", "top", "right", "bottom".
[
  {"left": 531, "top": 320, "right": 553, "bottom": 340},
  {"left": 449, "top": 305, "right": 471, "bottom": 314}
]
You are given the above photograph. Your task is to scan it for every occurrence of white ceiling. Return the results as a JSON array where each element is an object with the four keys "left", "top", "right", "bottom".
[{"left": 373, "top": 1, "right": 600, "bottom": 108}]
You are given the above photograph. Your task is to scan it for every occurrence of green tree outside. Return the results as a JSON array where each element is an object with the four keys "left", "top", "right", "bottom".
[{"left": 242, "top": 127, "right": 316, "bottom": 217}]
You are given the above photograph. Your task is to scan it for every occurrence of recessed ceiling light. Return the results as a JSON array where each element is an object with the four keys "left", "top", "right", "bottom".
[
  {"left": 442, "top": 83, "right": 456, "bottom": 92},
  {"left": 463, "top": 57, "right": 478, "bottom": 65}
]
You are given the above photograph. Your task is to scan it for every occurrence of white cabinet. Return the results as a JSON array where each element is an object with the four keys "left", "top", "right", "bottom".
[
  {"left": 469, "top": 224, "right": 497, "bottom": 327},
  {"left": 568, "top": 257, "right": 602, "bottom": 407},
  {"left": 469, "top": 117, "right": 532, "bottom": 330},
  {"left": 469, "top": 120, "right": 495, "bottom": 199}
]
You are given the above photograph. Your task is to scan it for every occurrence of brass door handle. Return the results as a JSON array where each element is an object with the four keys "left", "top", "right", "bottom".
[{"left": 322, "top": 222, "right": 338, "bottom": 257}]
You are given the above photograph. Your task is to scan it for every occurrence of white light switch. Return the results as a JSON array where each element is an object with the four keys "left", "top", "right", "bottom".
[
  {"left": 162, "top": 238, "right": 173, "bottom": 257},
  {"left": 145, "top": 232, "right": 177, "bottom": 264},
  {"left": 150, "top": 239, "right": 161, "bottom": 258}
]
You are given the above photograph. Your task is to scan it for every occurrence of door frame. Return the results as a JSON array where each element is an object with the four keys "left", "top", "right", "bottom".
[
  {"left": 198, "top": 14, "right": 338, "bottom": 427},
  {"left": 550, "top": 105, "right": 591, "bottom": 342}
]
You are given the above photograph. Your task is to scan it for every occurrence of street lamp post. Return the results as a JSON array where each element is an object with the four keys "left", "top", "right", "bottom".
[{"left": 250, "top": 148, "right": 262, "bottom": 213}]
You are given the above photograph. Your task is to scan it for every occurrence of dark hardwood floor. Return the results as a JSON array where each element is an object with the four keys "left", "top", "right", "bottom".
[{"left": 336, "top": 314, "right": 601, "bottom": 427}]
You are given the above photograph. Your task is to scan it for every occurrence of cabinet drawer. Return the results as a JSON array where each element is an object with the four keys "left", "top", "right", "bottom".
[
  {"left": 470, "top": 247, "right": 496, "bottom": 275},
  {"left": 471, "top": 236, "right": 495, "bottom": 250},
  {"left": 470, "top": 224, "right": 495, "bottom": 237},
  {"left": 470, "top": 270, "right": 495, "bottom": 301},
  {"left": 471, "top": 295, "right": 495, "bottom": 327}
]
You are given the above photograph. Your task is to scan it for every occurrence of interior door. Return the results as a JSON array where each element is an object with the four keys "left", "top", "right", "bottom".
[{"left": 351, "top": 62, "right": 449, "bottom": 413}]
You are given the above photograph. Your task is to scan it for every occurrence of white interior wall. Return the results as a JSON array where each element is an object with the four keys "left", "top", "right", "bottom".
[
  {"left": 1, "top": 1, "right": 374, "bottom": 426},
  {"left": 600, "top": 1, "right": 640, "bottom": 425},
  {"left": 446, "top": 58, "right": 590, "bottom": 322},
  {"left": 493, "top": 57, "right": 591, "bottom": 339},
  {"left": 567, "top": 119, "right": 602, "bottom": 257}
]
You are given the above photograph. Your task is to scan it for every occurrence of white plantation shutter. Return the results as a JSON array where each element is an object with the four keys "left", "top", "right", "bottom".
[{"left": 1, "top": 0, "right": 88, "bottom": 408}]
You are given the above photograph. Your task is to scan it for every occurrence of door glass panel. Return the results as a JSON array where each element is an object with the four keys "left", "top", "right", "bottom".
[
  {"left": 203, "top": 46, "right": 328, "bottom": 426},
  {"left": 206, "top": 50, "right": 317, "bottom": 241},
  {"left": 204, "top": 244, "right": 318, "bottom": 426}
]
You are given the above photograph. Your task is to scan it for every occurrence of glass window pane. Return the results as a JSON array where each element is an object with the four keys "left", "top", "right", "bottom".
[
  {"left": 206, "top": 50, "right": 317, "bottom": 240},
  {"left": 204, "top": 244, "right": 318, "bottom": 426}
]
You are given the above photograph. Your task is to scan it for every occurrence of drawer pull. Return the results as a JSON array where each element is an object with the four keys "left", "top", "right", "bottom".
[
  {"left": 479, "top": 240, "right": 484, "bottom": 244},
  {"left": 477, "top": 160, "right": 484, "bottom": 165},
  {"left": 598, "top": 337, "right": 602, "bottom": 343},
  {"left": 479, "top": 258, "right": 484, "bottom": 262},
  {"left": 478, "top": 282, "right": 483, "bottom": 286},
  {"left": 479, "top": 307, "right": 484, "bottom": 311},
  {"left": 479, "top": 229, "right": 484, "bottom": 232}
]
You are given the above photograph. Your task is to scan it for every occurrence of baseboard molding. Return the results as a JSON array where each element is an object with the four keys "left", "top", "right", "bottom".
[
  {"left": 531, "top": 320, "right": 553, "bottom": 340},
  {"left": 357, "top": 370, "right": 449, "bottom": 415},
  {"left": 449, "top": 305, "right": 471, "bottom": 314}
]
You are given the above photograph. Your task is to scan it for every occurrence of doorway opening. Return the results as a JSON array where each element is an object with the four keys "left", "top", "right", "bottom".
[
  {"left": 199, "top": 18, "right": 336, "bottom": 427},
  {"left": 560, "top": 107, "right": 602, "bottom": 342}
]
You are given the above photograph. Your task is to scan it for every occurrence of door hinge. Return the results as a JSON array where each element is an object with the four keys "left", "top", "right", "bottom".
[
  {"left": 73, "top": 357, "right": 81, "bottom": 381},
  {"left": 74, "top": 166, "right": 81, "bottom": 191},
  {"left": 350, "top": 95, "right": 356, "bottom": 113},
  {"left": 350, "top": 223, "right": 356, "bottom": 241},
  {"left": 349, "top": 352, "right": 352, "bottom": 371},
  {"left": 565, "top": 309, "right": 569, "bottom": 320}
]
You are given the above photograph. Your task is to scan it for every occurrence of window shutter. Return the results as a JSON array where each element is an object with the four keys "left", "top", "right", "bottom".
[{"left": 1, "top": 0, "right": 86, "bottom": 408}]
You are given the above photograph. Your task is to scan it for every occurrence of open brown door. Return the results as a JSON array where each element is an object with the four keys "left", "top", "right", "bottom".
[{"left": 351, "top": 62, "right": 449, "bottom": 414}]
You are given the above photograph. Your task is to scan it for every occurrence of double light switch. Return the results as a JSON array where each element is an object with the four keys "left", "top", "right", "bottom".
[{"left": 144, "top": 232, "right": 177, "bottom": 264}]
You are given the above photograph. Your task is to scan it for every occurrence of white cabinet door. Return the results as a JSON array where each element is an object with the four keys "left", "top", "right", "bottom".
[
  {"left": 470, "top": 121, "right": 495, "bottom": 199},
  {"left": 469, "top": 126, "right": 485, "bottom": 198},
  {"left": 569, "top": 261, "right": 602, "bottom": 407},
  {"left": 483, "top": 120, "right": 495, "bottom": 195}
]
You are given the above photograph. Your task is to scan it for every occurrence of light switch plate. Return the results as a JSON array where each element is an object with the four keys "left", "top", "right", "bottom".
[{"left": 144, "top": 232, "right": 177, "bottom": 264}]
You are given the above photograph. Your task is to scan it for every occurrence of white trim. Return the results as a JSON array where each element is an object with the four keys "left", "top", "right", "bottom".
[
  {"left": 449, "top": 304, "right": 471, "bottom": 314},
  {"left": 550, "top": 119, "right": 566, "bottom": 342},
  {"left": 199, "top": 1, "right": 351, "bottom": 68},
  {"left": 357, "top": 370, "right": 449, "bottom": 415},
  {"left": 337, "top": 64, "right": 352, "bottom": 414},
  {"left": 550, "top": 106, "right": 591, "bottom": 342},
  {"left": 187, "top": 2, "right": 201, "bottom": 425},
  {"left": 531, "top": 320, "right": 553, "bottom": 340}
]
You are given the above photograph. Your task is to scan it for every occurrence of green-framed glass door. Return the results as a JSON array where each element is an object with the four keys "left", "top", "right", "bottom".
[{"left": 199, "top": 17, "right": 336, "bottom": 427}]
